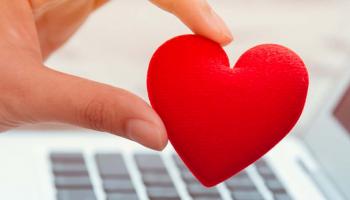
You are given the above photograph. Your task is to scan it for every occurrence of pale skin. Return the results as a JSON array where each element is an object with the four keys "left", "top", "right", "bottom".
[{"left": 0, "top": 0, "right": 232, "bottom": 150}]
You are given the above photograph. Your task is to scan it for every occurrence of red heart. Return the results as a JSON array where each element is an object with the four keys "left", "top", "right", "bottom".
[{"left": 147, "top": 35, "right": 308, "bottom": 187}]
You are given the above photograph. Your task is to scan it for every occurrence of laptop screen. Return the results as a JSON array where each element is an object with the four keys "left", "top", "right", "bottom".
[
  {"left": 334, "top": 86, "right": 350, "bottom": 133},
  {"left": 302, "top": 77, "right": 350, "bottom": 200}
]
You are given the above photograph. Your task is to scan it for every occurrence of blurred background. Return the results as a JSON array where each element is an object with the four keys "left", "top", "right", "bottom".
[{"left": 41, "top": 0, "right": 350, "bottom": 136}]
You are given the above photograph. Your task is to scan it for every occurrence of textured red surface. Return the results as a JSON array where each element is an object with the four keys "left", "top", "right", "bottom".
[{"left": 147, "top": 35, "right": 309, "bottom": 187}]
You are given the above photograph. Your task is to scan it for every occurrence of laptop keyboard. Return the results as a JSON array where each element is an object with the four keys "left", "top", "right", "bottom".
[{"left": 50, "top": 152, "right": 292, "bottom": 200}]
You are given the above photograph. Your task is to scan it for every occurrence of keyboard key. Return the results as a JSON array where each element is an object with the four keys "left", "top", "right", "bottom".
[
  {"left": 134, "top": 154, "right": 167, "bottom": 172},
  {"left": 95, "top": 153, "right": 129, "bottom": 178},
  {"left": 274, "top": 192, "right": 292, "bottom": 200},
  {"left": 255, "top": 159, "right": 276, "bottom": 179},
  {"left": 103, "top": 179, "right": 135, "bottom": 193},
  {"left": 134, "top": 154, "right": 179, "bottom": 199},
  {"left": 231, "top": 190, "right": 264, "bottom": 200},
  {"left": 226, "top": 171, "right": 262, "bottom": 200},
  {"left": 147, "top": 186, "right": 180, "bottom": 200},
  {"left": 256, "top": 166, "right": 276, "bottom": 179},
  {"left": 255, "top": 159, "right": 290, "bottom": 197},
  {"left": 187, "top": 183, "right": 220, "bottom": 197},
  {"left": 51, "top": 153, "right": 85, "bottom": 164},
  {"left": 172, "top": 155, "right": 187, "bottom": 169},
  {"left": 142, "top": 173, "right": 173, "bottom": 186},
  {"left": 52, "top": 163, "right": 88, "bottom": 176},
  {"left": 57, "top": 189, "right": 96, "bottom": 200},
  {"left": 226, "top": 176, "right": 256, "bottom": 190},
  {"left": 180, "top": 170, "right": 198, "bottom": 183},
  {"left": 234, "top": 171, "right": 249, "bottom": 178},
  {"left": 55, "top": 176, "right": 92, "bottom": 189},
  {"left": 265, "top": 179, "right": 287, "bottom": 193},
  {"left": 255, "top": 159, "right": 268, "bottom": 167},
  {"left": 192, "top": 198, "right": 222, "bottom": 200},
  {"left": 107, "top": 193, "right": 139, "bottom": 200},
  {"left": 134, "top": 154, "right": 180, "bottom": 199},
  {"left": 172, "top": 155, "right": 202, "bottom": 185}
]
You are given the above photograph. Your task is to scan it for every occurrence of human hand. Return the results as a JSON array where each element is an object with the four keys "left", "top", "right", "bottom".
[{"left": 0, "top": 0, "right": 232, "bottom": 150}]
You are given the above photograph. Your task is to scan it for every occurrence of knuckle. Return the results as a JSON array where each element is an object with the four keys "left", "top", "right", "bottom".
[
  {"left": 0, "top": 113, "right": 20, "bottom": 132},
  {"left": 0, "top": 98, "right": 25, "bottom": 131},
  {"left": 197, "top": 0, "right": 211, "bottom": 13},
  {"left": 80, "top": 98, "right": 111, "bottom": 131}
]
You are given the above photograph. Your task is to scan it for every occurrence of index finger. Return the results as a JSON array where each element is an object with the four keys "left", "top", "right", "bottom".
[{"left": 151, "top": 0, "right": 233, "bottom": 46}]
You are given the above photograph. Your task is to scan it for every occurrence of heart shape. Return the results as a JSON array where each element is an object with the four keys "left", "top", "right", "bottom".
[{"left": 147, "top": 35, "right": 308, "bottom": 187}]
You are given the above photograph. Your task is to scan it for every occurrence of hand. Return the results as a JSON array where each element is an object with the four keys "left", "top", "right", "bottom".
[{"left": 0, "top": 0, "right": 232, "bottom": 150}]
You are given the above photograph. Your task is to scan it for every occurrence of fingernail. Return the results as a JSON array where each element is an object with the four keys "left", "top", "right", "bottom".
[{"left": 125, "top": 119, "right": 167, "bottom": 150}]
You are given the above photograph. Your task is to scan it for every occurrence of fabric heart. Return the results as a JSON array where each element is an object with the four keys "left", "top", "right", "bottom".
[{"left": 147, "top": 35, "right": 308, "bottom": 187}]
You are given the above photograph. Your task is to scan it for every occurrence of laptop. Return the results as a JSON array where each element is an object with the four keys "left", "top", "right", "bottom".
[
  {"left": 0, "top": 67, "right": 348, "bottom": 200},
  {"left": 0, "top": 1, "right": 349, "bottom": 200}
]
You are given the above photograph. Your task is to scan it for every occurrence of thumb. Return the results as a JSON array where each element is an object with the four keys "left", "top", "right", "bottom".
[{"left": 28, "top": 67, "right": 168, "bottom": 150}]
